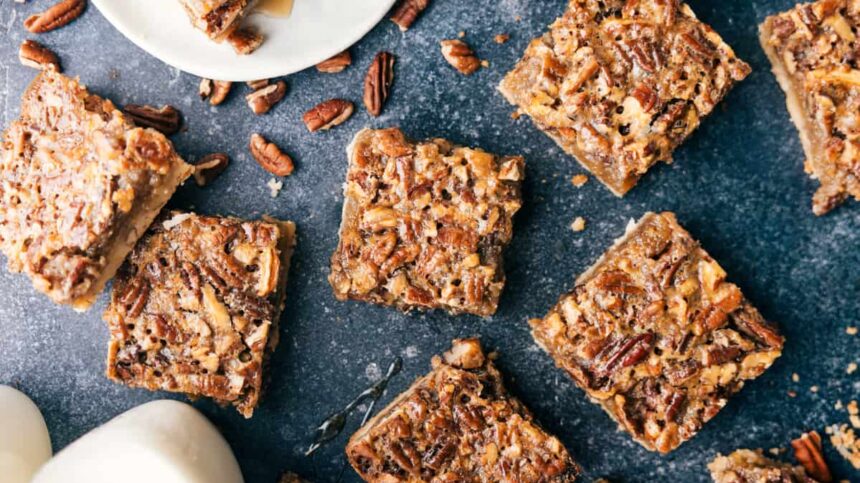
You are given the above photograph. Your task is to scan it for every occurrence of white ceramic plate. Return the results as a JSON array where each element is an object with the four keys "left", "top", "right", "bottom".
[{"left": 92, "top": 0, "right": 398, "bottom": 81}]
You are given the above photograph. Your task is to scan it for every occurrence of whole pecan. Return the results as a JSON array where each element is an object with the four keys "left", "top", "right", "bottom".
[
  {"left": 18, "top": 40, "right": 61, "bottom": 71},
  {"left": 441, "top": 39, "right": 480, "bottom": 75},
  {"left": 193, "top": 153, "right": 230, "bottom": 187},
  {"left": 24, "top": 0, "right": 86, "bottom": 33},
  {"left": 124, "top": 104, "right": 182, "bottom": 136},
  {"left": 390, "top": 0, "right": 429, "bottom": 31},
  {"left": 363, "top": 52, "right": 395, "bottom": 117},
  {"left": 250, "top": 134, "right": 294, "bottom": 177},
  {"left": 199, "top": 79, "right": 232, "bottom": 105},
  {"left": 227, "top": 27, "right": 264, "bottom": 55},
  {"left": 316, "top": 51, "right": 352, "bottom": 73},
  {"left": 303, "top": 99, "right": 354, "bottom": 132},
  {"left": 791, "top": 431, "right": 832, "bottom": 482},
  {"left": 246, "top": 80, "right": 287, "bottom": 115}
]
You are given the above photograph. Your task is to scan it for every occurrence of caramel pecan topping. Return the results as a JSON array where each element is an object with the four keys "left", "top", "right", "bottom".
[
  {"left": 250, "top": 133, "right": 294, "bottom": 177},
  {"left": 246, "top": 80, "right": 287, "bottom": 115},
  {"left": 709, "top": 449, "right": 817, "bottom": 483},
  {"left": 363, "top": 52, "right": 395, "bottom": 117},
  {"left": 124, "top": 104, "right": 182, "bottom": 136},
  {"left": 193, "top": 153, "right": 229, "bottom": 187},
  {"left": 316, "top": 51, "right": 352, "bottom": 73},
  {"left": 24, "top": 0, "right": 86, "bottom": 33},
  {"left": 18, "top": 40, "right": 61, "bottom": 72},
  {"left": 390, "top": 0, "right": 429, "bottom": 31},
  {"left": 440, "top": 39, "right": 481, "bottom": 75},
  {"left": 303, "top": 99, "right": 354, "bottom": 132},
  {"left": 227, "top": 26, "right": 264, "bottom": 55}
]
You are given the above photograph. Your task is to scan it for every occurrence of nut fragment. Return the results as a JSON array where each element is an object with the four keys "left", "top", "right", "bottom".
[
  {"left": 250, "top": 134, "right": 294, "bottom": 177},
  {"left": 791, "top": 431, "right": 832, "bottom": 482},
  {"left": 363, "top": 52, "right": 395, "bottom": 117},
  {"left": 24, "top": 0, "right": 86, "bottom": 33},
  {"left": 246, "top": 80, "right": 287, "bottom": 115},
  {"left": 390, "top": 0, "right": 429, "bottom": 31},
  {"left": 227, "top": 27, "right": 264, "bottom": 55},
  {"left": 18, "top": 40, "right": 61, "bottom": 71},
  {"left": 494, "top": 33, "right": 510, "bottom": 44},
  {"left": 199, "top": 79, "right": 232, "bottom": 105},
  {"left": 193, "top": 153, "right": 229, "bottom": 187},
  {"left": 303, "top": 99, "right": 354, "bottom": 132},
  {"left": 316, "top": 51, "right": 351, "bottom": 73},
  {"left": 246, "top": 79, "right": 269, "bottom": 90},
  {"left": 441, "top": 39, "right": 480, "bottom": 75},
  {"left": 123, "top": 104, "right": 182, "bottom": 136}
]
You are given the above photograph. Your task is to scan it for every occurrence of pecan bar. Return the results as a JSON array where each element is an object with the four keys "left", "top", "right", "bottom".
[
  {"left": 529, "top": 212, "right": 784, "bottom": 453},
  {"left": 328, "top": 128, "right": 524, "bottom": 317},
  {"left": 105, "top": 212, "right": 296, "bottom": 418},
  {"left": 709, "top": 449, "right": 819, "bottom": 483},
  {"left": 499, "top": 1, "right": 750, "bottom": 196},
  {"left": 346, "top": 338, "right": 580, "bottom": 482},
  {"left": 760, "top": 0, "right": 860, "bottom": 215},
  {"left": 178, "top": 0, "right": 257, "bottom": 41},
  {"left": 0, "top": 70, "right": 192, "bottom": 309}
]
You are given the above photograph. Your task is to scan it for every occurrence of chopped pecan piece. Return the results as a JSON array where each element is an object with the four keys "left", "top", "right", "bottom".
[
  {"left": 246, "top": 79, "right": 269, "bottom": 90},
  {"left": 303, "top": 99, "right": 354, "bottom": 132},
  {"left": 440, "top": 39, "right": 481, "bottom": 75},
  {"left": 316, "top": 51, "right": 351, "bottom": 73},
  {"left": 123, "top": 104, "right": 182, "bottom": 136},
  {"left": 199, "top": 79, "right": 232, "bottom": 105},
  {"left": 246, "top": 80, "right": 287, "bottom": 115},
  {"left": 24, "top": 0, "right": 86, "bottom": 33},
  {"left": 193, "top": 153, "right": 229, "bottom": 187},
  {"left": 363, "top": 52, "right": 395, "bottom": 117},
  {"left": 250, "top": 133, "right": 294, "bottom": 177},
  {"left": 792, "top": 431, "right": 832, "bottom": 482},
  {"left": 18, "top": 40, "right": 61, "bottom": 71},
  {"left": 226, "top": 26, "right": 263, "bottom": 55},
  {"left": 709, "top": 449, "right": 817, "bottom": 483},
  {"left": 390, "top": 0, "right": 429, "bottom": 31}
]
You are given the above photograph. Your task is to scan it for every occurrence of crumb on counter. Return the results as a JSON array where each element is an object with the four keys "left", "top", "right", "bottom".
[
  {"left": 570, "top": 216, "right": 586, "bottom": 232},
  {"left": 267, "top": 178, "right": 283, "bottom": 198}
]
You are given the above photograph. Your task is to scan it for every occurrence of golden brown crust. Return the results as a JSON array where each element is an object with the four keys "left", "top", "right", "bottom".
[
  {"left": 104, "top": 212, "right": 296, "bottom": 418},
  {"left": 328, "top": 128, "right": 524, "bottom": 317},
  {"left": 0, "top": 70, "right": 192, "bottom": 308},
  {"left": 346, "top": 339, "right": 580, "bottom": 482},
  {"left": 760, "top": 0, "right": 860, "bottom": 215},
  {"left": 708, "top": 449, "right": 817, "bottom": 483},
  {"left": 499, "top": 0, "right": 750, "bottom": 196},
  {"left": 530, "top": 212, "right": 783, "bottom": 453}
]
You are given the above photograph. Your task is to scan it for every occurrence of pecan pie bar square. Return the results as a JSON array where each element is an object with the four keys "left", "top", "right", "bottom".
[
  {"left": 105, "top": 212, "right": 296, "bottom": 418},
  {"left": 761, "top": 0, "right": 860, "bottom": 215},
  {"left": 0, "top": 70, "right": 193, "bottom": 309},
  {"left": 328, "top": 128, "right": 524, "bottom": 317},
  {"left": 709, "top": 449, "right": 817, "bottom": 483},
  {"left": 346, "top": 338, "right": 580, "bottom": 482},
  {"left": 178, "top": 0, "right": 257, "bottom": 41},
  {"left": 529, "top": 212, "right": 784, "bottom": 453},
  {"left": 499, "top": 0, "right": 751, "bottom": 196}
]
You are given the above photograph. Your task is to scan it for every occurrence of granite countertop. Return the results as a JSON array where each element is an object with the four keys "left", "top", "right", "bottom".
[{"left": 0, "top": 1, "right": 858, "bottom": 482}]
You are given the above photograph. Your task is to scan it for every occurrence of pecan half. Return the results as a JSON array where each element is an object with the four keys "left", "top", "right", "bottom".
[
  {"left": 227, "top": 27, "right": 264, "bottom": 55},
  {"left": 250, "top": 134, "right": 294, "bottom": 177},
  {"left": 193, "top": 153, "right": 230, "bottom": 187},
  {"left": 124, "top": 104, "right": 182, "bottom": 136},
  {"left": 441, "top": 40, "right": 480, "bottom": 75},
  {"left": 363, "top": 52, "right": 395, "bottom": 117},
  {"left": 24, "top": 0, "right": 86, "bottom": 33},
  {"left": 18, "top": 40, "right": 61, "bottom": 71},
  {"left": 246, "top": 79, "right": 269, "bottom": 90},
  {"left": 199, "top": 79, "right": 232, "bottom": 105},
  {"left": 791, "top": 431, "right": 832, "bottom": 482},
  {"left": 246, "top": 80, "right": 287, "bottom": 115},
  {"left": 303, "top": 99, "right": 354, "bottom": 132},
  {"left": 316, "top": 51, "right": 351, "bottom": 73},
  {"left": 390, "top": 0, "right": 429, "bottom": 31}
]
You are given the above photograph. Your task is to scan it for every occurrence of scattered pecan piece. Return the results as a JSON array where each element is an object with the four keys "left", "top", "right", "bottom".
[
  {"left": 227, "top": 27, "right": 264, "bottom": 55},
  {"left": 494, "top": 33, "right": 510, "bottom": 44},
  {"left": 316, "top": 51, "right": 351, "bottom": 73},
  {"left": 199, "top": 79, "right": 232, "bottom": 105},
  {"left": 246, "top": 79, "right": 269, "bottom": 90},
  {"left": 193, "top": 153, "right": 229, "bottom": 187},
  {"left": 303, "top": 99, "right": 354, "bottom": 132},
  {"left": 363, "top": 52, "right": 395, "bottom": 117},
  {"left": 791, "top": 431, "right": 832, "bottom": 482},
  {"left": 246, "top": 80, "right": 287, "bottom": 115},
  {"left": 390, "top": 0, "right": 429, "bottom": 31},
  {"left": 24, "top": 0, "right": 85, "bottom": 33},
  {"left": 18, "top": 40, "right": 61, "bottom": 71},
  {"left": 250, "top": 134, "right": 294, "bottom": 177},
  {"left": 124, "top": 104, "right": 182, "bottom": 136},
  {"left": 440, "top": 39, "right": 480, "bottom": 75}
]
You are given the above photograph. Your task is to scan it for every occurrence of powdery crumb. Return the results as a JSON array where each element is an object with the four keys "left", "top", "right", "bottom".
[
  {"left": 847, "top": 326, "right": 858, "bottom": 335},
  {"left": 494, "top": 33, "right": 510, "bottom": 44},
  {"left": 810, "top": 385, "right": 819, "bottom": 393},
  {"left": 458, "top": 31, "right": 466, "bottom": 38},
  {"left": 267, "top": 178, "right": 283, "bottom": 198},
  {"left": 571, "top": 174, "right": 589, "bottom": 187},
  {"left": 848, "top": 362, "right": 857, "bottom": 375},
  {"left": 365, "top": 362, "right": 381, "bottom": 382},
  {"left": 402, "top": 345, "right": 419, "bottom": 358},
  {"left": 837, "top": 400, "right": 845, "bottom": 410},
  {"left": 792, "top": 373, "right": 800, "bottom": 382},
  {"left": 481, "top": 60, "right": 490, "bottom": 68},
  {"left": 570, "top": 217, "right": 586, "bottom": 232}
]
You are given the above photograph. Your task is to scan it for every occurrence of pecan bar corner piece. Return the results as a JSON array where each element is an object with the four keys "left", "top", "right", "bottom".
[
  {"left": 346, "top": 338, "right": 580, "bottom": 482},
  {"left": 529, "top": 212, "right": 783, "bottom": 453},
  {"left": 0, "top": 70, "right": 193, "bottom": 309},
  {"left": 177, "top": 0, "right": 257, "bottom": 41},
  {"left": 104, "top": 212, "right": 297, "bottom": 418},
  {"left": 760, "top": 0, "right": 860, "bottom": 215},
  {"left": 708, "top": 449, "right": 818, "bottom": 483},
  {"left": 498, "top": 0, "right": 750, "bottom": 196},
  {"left": 328, "top": 128, "right": 524, "bottom": 317}
]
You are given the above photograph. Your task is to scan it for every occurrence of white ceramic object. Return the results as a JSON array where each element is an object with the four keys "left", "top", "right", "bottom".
[
  {"left": 33, "top": 400, "right": 244, "bottom": 483},
  {"left": 0, "top": 386, "right": 52, "bottom": 483},
  {"left": 91, "top": 0, "right": 397, "bottom": 81}
]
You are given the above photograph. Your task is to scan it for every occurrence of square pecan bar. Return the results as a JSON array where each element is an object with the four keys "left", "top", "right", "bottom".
[
  {"left": 709, "top": 449, "right": 817, "bottom": 483},
  {"left": 529, "top": 212, "right": 784, "bottom": 453},
  {"left": 499, "top": 0, "right": 751, "bottom": 196},
  {"left": 105, "top": 212, "right": 296, "bottom": 418},
  {"left": 346, "top": 338, "right": 580, "bottom": 482},
  {"left": 0, "top": 70, "right": 192, "bottom": 309},
  {"left": 178, "top": 0, "right": 257, "bottom": 41},
  {"left": 328, "top": 128, "right": 524, "bottom": 317},
  {"left": 761, "top": 0, "right": 860, "bottom": 215}
]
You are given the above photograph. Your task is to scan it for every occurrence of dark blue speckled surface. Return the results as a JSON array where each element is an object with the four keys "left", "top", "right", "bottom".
[{"left": 0, "top": 1, "right": 858, "bottom": 482}]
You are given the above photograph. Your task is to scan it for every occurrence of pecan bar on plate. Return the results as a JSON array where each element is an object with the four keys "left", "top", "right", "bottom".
[
  {"left": 0, "top": 70, "right": 193, "bottom": 310},
  {"left": 529, "top": 212, "right": 784, "bottom": 453},
  {"left": 328, "top": 128, "right": 524, "bottom": 317},
  {"left": 499, "top": 0, "right": 751, "bottom": 196},
  {"left": 761, "top": 0, "right": 860, "bottom": 215},
  {"left": 178, "top": 0, "right": 257, "bottom": 41},
  {"left": 346, "top": 338, "right": 580, "bottom": 482},
  {"left": 709, "top": 449, "right": 819, "bottom": 483},
  {"left": 105, "top": 212, "right": 296, "bottom": 418}
]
